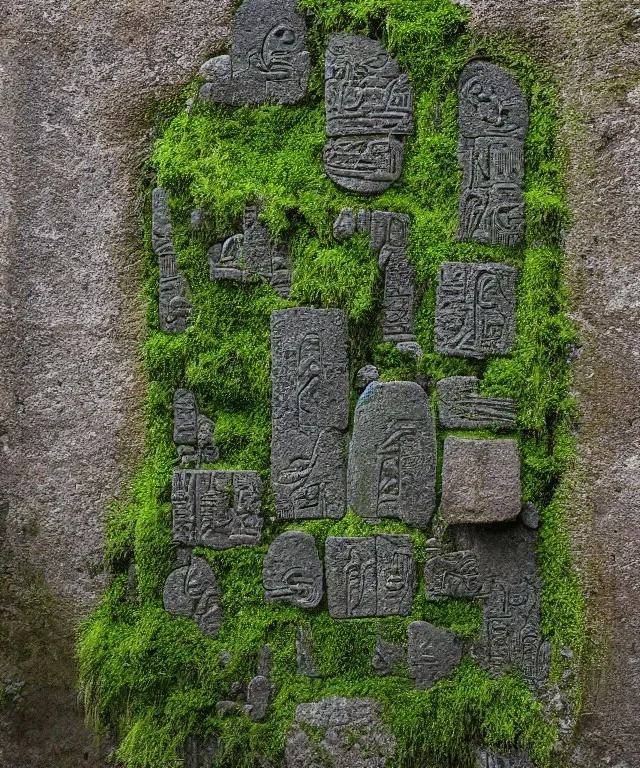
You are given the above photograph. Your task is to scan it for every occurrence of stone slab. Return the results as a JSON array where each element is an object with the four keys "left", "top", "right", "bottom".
[
  {"left": 325, "top": 535, "right": 414, "bottom": 619},
  {"left": 173, "top": 389, "right": 219, "bottom": 466},
  {"left": 199, "top": 0, "right": 310, "bottom": 106},
  {"left": 441, "top": 437, "right": 521, "bottom": 524},
  {"left": 271, "top": 308, "right": 349, "bottom": 520},
  {"left": 457, "top": 60, "right": 528, "bottom": 246},
  {"left": 262, "top": 531, "right": 323, "bottom": 608},
  {"left": 163, "top": 555, "right": 222, "bottom": 639},
  {"left": 296, "top": 626, "right": 320, "bottom": 677},
  {"left": 424, "top": 550, "right": 490, "bottom": 600},
  {"left": 324, "top": 35, "right": 414, "bottom": 193},
  {"left": 172, "top": 469, "right": 263, "bottom": 549},
  {"left": 246, "top": 675, "right": 271, "bottom": 721},
  {"left": 407, "top": 621, "right": 462, "bottom": 690},
  {"left": 286, "top": 697, "right": 396, "bottom": 768},
  {"left": 435, "top": 262, "right": 516, "bottom": 358},
  {"left": 437, "top": 376, "right": 516, "bottom": 430},
  {"left": 348, "top": 381, "right": 436, "bottom": 529},
  {"left": 184, "top": 737, "right": 218, "bottom": 768},
  {"left": 372, "top": 635, "right": 405, "bottom": 677}
]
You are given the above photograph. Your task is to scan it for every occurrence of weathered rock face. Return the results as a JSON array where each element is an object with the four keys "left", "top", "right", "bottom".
[{"left": 0, "top": 0, "right": 234, "bottom": 765}]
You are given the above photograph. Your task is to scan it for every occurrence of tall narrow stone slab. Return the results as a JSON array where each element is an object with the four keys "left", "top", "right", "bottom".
[
  {"left": 407, "top": 621, "right": 462, "bottom": 689},
  {"left": 435, "top": 262, "right": 516, "bottom": 358},
  {"left": 152, "top": 188, "right": 193, "bottom": 332},
  {"left": 437, "top": 376, "right": 516, "bottom": 430},
  {"left": 457, "top": 60, "right": 528, "bottom": 246},
  {"left": 271, "top": 308, "right": 349, "bottom": 520},
  {"left": 199, "top": 0, "right": 310, "bottom": 106},
  {"left": 163, "top": 555, "right": 222, "bottom": 639},
  {"left": 325, "top": 535, "right": 414, "bottom": 619},
  {"left": 173, "top": 389, "right": 219, "bottom": 466},
  {"left": 172, "top": 469, "right": 263, "bottom": 549},
  {"left": 348, "top": 381, "right": 436, "bottom": 529},
  {"left": 324, "top": 35, "right": 414, "bottom": 193},
  {"left": 262, "top": 531, "right": 323, "bottom": 608}
]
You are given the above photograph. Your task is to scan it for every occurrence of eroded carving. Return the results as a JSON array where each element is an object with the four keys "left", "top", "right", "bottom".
[
  {"left": 324, "top": 36, "right": 414, "bottom": 193},
  {"left": 441, "top": 437, "right": 521, "bottom": 524},
  {"left": 458, "top": 60, "right": 528, "bottom": 245},
  {"left": 271, "top": 309, "right": 349, "bottom": 520},
  {"left": 348, "top": 381, "right": 436, "bottom": 529},
  {"left": 476, "top": 749, "right": 533, "bottom": 768},
  {"left": 372, "top": 635, "right": 405, "bottom": 677},
  {"left": 325, "top": 535, "right": 414, "bottom": 619},
  {"left": 286, "top": 697, "right": 396, "bottom": 768},
  {"left": 163, "top": 555, "right": 222, "bottom": 638},
  {"left": 172, "top": 470, "right": 263, "bottom": 549},
  {"left": 424, "top": 550, "right": 489, "bottom": 600},
  {"left": 437, "top": 376, "right": 516, "bottom": 430},
  {"left": 199, "top": 0, "right": 310, "bottom": 106},
  {"left": 296, "top": 626, "right": 320, "bottom": 677},
  {"left": 263, "top": 531, "right": 323, "bottom": 608},
  {"left": 209, "top": 206, "right": 291, "bottom": 298},
  {"left": 435, "top": 262, "right": 516, "bottom": 358},
  {"left": 173, "top": 389, "right": 219, "bottom": 466},
  {"left": 407, "top": 621, "right": 462, "bottom": 689},
  {"left": 152, "top": 188, "right": 193, "bottom": 332}
]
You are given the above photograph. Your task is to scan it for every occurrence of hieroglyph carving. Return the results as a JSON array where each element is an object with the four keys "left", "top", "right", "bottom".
[
  {"left": 209, "top": 206, "right": 291, "bottom": 298},
  {"left": 424, "top": 550, "right": 489, "bottom": 600},
  {"left": 152, "top": 188, "right": 193, "bottom": 332},
  {"left": 172, "top": 470, "right": 263, "bottom": 549},
  {"left": 348, "top": 381, "right": 436, "bottom": 529},
  {"left": 437, "top": 376, "right": 516, "bottom": 430},
  {"left": 325, "top": 535, "right": 414, "bottom": 619},
  {"left": 435, "top": 262, "right": 516, "bottom": 358},
  {"left": 173, "top": 389, "right": 219, "bottom": 466},
  {"left": 262, "top": 531, "right": 323, "bottom": 608},
  {"left": 199, "top": 0, "right": 310, "bottom": 106},
  {"left": 324, "top": 36, "right": 414, "bottom": 193},
  {"left": 163, "top": 555, "right": 222, "bottom": 638},
  {"left": 270, "top": 309, "right": 349, "bottom": 520},
  {"left": 407, "top": 621, "right": 462, "bottom": 690},
  {"left": 457, "top": 60, "right": 529, "bottom": 245}
]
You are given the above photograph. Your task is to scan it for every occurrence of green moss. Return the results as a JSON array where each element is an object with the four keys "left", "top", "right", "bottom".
[{"left": 78, "top": 1, "right": 585, "bottom": 766}]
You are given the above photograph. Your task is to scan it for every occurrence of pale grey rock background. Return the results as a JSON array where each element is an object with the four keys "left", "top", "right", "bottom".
[{"left": 0, "top": 0, "right": 639, "bottom": 766}]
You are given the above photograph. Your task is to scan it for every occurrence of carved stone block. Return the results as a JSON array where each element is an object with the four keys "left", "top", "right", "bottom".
[
  {"left": 476, "top": 749, "right": 534, "bottom": 768},
  {"left": 199, "top": 0, "right": 310, "bottom": 106},
  {"left": 262, "top": 531, "right": 323, "bottom": 608},
  {"left": 441, "top": 437, "right": 520, "bottom": 524},
  {"left": 372, "top": 635, "right": 405, "bottom": 677},
  {"left": 435, "top": 262, "right": 516, "bottom": 358},
  {"left": 152, "top": 188, "right": 192, "bottom": 332},
  {"left": 437, "top": 376, "right": 516, "bottom": 430},
  {"left": 325, "top": 535, "right": 414, "bottom": 619},
  {"left": 163, "top": 555, "right": 222, "bottom": 638},
  {"left": 348, "top": 381, "right": 436, "bottom": 529},
  {"left": 407, "top": 621, "right": 462, "bottom": 690},
  {"left": 458, "top": 60, "right": 529, "bottom": 246},
  {"left": 172, "top": 470, "right": 263, "bottom": 549},
  {"left": 184, "top": 737, "right": 218, "bottom": 768},
  {"left": 209, "top": 206, "right": 291, "bottom": 298},
  {"left": 324, "top": 36, "right": 414, "bottom": 193},
  {"left": 286, "top": 697, "right": 396, "bottom": 768},
  {"left": 173, "top": 389, "right": 219, "bottom": 466},
  {"left": 271, "top": 308, "right": 349, "bottom": 520},
  {"left": 296, "top": 626, "right": 320, "bottom": 677},
  {"left": 424, "top": 550, "right": 489, "bottom": 600}
]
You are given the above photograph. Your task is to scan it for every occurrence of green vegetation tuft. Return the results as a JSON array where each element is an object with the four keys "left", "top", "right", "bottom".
[{"left": 78, "top": 1, "right": 585, "bottom": 766}]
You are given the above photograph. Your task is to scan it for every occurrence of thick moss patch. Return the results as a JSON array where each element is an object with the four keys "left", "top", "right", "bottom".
[{"left": 78, "top": 1, "right": 585, "bottom": 766}]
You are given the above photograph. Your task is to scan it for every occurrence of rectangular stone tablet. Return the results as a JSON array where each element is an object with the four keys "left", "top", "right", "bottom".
[
  {"left": 437, "top": 376, "right": 516, "bottom": 430},
  {"left": 270, "top": 308, "right": 349, "bottom": 520}
]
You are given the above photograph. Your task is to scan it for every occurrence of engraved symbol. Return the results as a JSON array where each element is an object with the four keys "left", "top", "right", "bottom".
[{"left": 344, "top": 544, "right": 376, "bottom": 617}]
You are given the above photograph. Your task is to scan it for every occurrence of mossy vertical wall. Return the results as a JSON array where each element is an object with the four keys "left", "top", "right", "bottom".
[{"left": 77, "top": 1, "right": 585, "bottom": 766}]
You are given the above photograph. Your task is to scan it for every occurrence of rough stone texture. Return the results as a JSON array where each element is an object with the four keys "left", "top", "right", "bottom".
[
  {"left": 163, "top": 555, "right": 223, "bottom": 639},
  {"left": 372, "top": 635, "right": 405, "bottom": 677},
  {"left": 172, "top": 469, "right": 263, "bottom": 549},
  {"left": 286, "top": 697, "right": 396, "bottom": 768},
  {"left": 173, "top": 389, "right": 219, "bottom": 466},
  {"left": 476, "top": 750, "right": 533, "bottom": 768},
  {"left": 457, "top": 60, "right": 528, "bottom": 246},
  {"left": 348, "top": 381, "right": 436, "bottom": 529},
  {"left": 0, "top": 0, "right": 234, "bottom": 764},
  {"left": 424, "top": 550, "right": 489, "bottom": 601},
  {"left": 271, "top": 308, "right": 349, "bottom": 520},
  {"left": 199, "top": 0, "right": 310, "bottom": 106},
  {"left": 246, "top": 675, "right": 271, "bottom": 721},
  {"left": 262, "top": 531, "right": 323, "bottom": 609},
  {"left": 325, "top": 535, "right": 414, "bottom": 619},
  {"left": 295, "top": 626, "right": 320, "bottom": 678},
  {"left": 355, "top": 364, "right": 379, "bottom": 391},
  {"left": 324, "top": 35, "right": 414, "bottom": 193},
  {"left": 441, "top": 437, "right": 521, "bottom": 524},
  {"left": 435, "top": 262, "right": 517, "bottom": 358},
  {"left": 407, "top": 621, "right": 462, "bottom": 690},
  {"left": 436, "top": 376, "right": 516, "bottom": 430},
  {"left": 183, "top": 737, "right": 218, "bottom": 768}
]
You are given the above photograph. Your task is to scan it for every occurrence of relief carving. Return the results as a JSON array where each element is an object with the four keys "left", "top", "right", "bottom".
[
  {"left": 437, "top": 376, "right": 516, "bottom": 430},
  {"left": 262, "top": 531, "right": 323, "bottom": 609},
  {"left": 173, "top": 389, "right": 219, "bottom": 466},
  {"left": 163, "top": 555, "right": 222, "bottom": 639}
]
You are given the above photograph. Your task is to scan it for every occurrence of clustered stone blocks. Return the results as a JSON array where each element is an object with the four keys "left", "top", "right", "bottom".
[{"left": 154, "top": 3, "right": 543, "bottom": 765}]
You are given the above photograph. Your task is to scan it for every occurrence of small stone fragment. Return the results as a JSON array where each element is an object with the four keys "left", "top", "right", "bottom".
[
  {"left": 184, "top": 736, "right": 218, "bottom": 768},
  {"left": 441, "top": 437, "right": 521, "bottom": 524},
  {"left": 476, "top": 749, "right": 534, "bottom": 768},
  {"left": 333, "top": 207, "right": 356, "bottom": 240},
  {"left": 372, "top": 635, "right": 405, "bottom": 676},
  {"left": 521, "top": 501, "right": 539, "bottom": 529},
  {"left": 163, "top": 555, "right": 222, "bottom": 639},
  {"left": 216, "top": 700, "right": 237, "bottom": 716},
  {"left": 263, "top": 531, "right": 323, "bottom": 608},
  {"left": 246, "top": 675, "right": 272, "bottom": 721},
  {"left": 437, "top": 376, "right": 516, "bottom": 429},
  {"left": 218, "top": 650, "right": 232, "bottom": 667},
  {"left": 348, "top": 381, "right": 437, "bottom": 529},
  {"left": 199, "top": 0, "right": 310, "bottom": 106},
  {"left": 355, "top": 365, "right": 379, "bottom": 391},
  {"left": 407, "top": 621, "right": 462, "bottom": 689},
  {"left": 190, "top": 209, "right": 208, "bottom": 230},
  {"left": 173, "top": 389, "right": 220, "bottom": 466},
  {"left": 396, "top": 341, "right": 423, "bottom": 358},
  {"left": 295, "top": 626, "right": 320, "bottom": 677}
]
